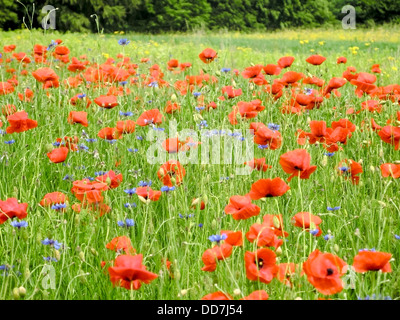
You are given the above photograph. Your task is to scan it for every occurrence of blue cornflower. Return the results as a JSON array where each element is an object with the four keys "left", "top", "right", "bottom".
[
  {"left": 118, "top": 38, "right": 130, "bottom": 46},
  {"left": 53, "top": 141, "right": 61, "bottom": 147},
  {"left": 119, "top": 111, "right": 134, "bottom": 117},
  {"left": 4, "top": 140, "right": 15, "bottom": 144},
  {"left": 136, "top": 136, "right": 144, "bottom": 140},
  {"left": 86, "top": 138, "right": 97, "bottom": 143},
  {"left": 0, "top": 129, "right": 6, "bottom": 135},
  {"left": 324, "top": 152, "right": 335, "bottom": 157},
  {"left": 124, "top": 188, "right": 137, "bottom": 196},
  {"left": 148, "top": 81, "right": 158, "bottom": 88},
  {"left": 119, "top": 81, "right": 128, "bottom": 86},
  {"left": 77, "top": 93, "right": 86, "bottom": 99},
  {"left": 268, "top": 123, "right": 280, "bottom": 131},
  {"left": 323, "top": 234, "right": 334, "bottom": 241},
  {"left": 127, "top": 148, "right": 138, "bottom": 153},
  {"left": 118, "top": 219, "right": 135, "bottom": 228},
  {"left": 51, "top": 203, "right": 67, "bottom": 211},
  {"left": 195, "top": 107, "right": 205, "bottom": 112},
  {"left": 198, "top": 223, "right": 203, "bottom": 228},
  {"left": 221, "top": 68, "right": 231, "bottom": 73},
  {"left": 47, "top": 40, "right": 58, "bottom": 51},
  {"left": 258, "top": 144, "right": 269, "bottom": 149},
  {"left": 327, "top": 206, "right": 341, "bottom": 211},
  {"left": 309, "top": 229, "right": 320, "bottom": 236},
  {"left": 152, "top": 126, "right": 165, "bottom": 131},
  {"left": 193, "top": 92, "right": 202, "bottom": 97},
  {"left": 43, "top": 257, "right": 58, "bottom": 262},
  {"left": 78, "top": 144, "right": 89, "bottom": 151},
  {"left": 124, "top": 202, "right": 137, "bottom": 208},
  {"left": 198, "top": 120, "right": 208, "bottom": 129},
  {"left": 63, "top": 174, "right": 74, "bottom": 181},
  {"left": 178, "top": 213, "right": 194, "bottom": 219},
  {"left": 208, "top": 234, "right": 227, "bottom": 244},
  {"left": 42, "top": 238, "right": 62, "bottom": 250},
  {"left": 138, "top": 180, "right": 152, "bottom": 187},
  {"left": 10, "top": 220, "right": 28, "bottom": 229},
  {"left": 161, "top": 186, "right": 175, "bottom": 192},
  {"left": 105, "top": 139, "right": 117, "bottom": 144},
  {"left": 95, "top": 171, "right": 106, "bottom": 176},
  {"left": 338, "top": 166, "right": 349, "bottom": 173},
  {"left": 395, "top": 234, "right": 400, "bottom": 240},
  {"left": 85, "top": 176, "right": 95, "bottom": 181},
  {"left": 304, "top": 88, "right": 313, "bottom": 95}
]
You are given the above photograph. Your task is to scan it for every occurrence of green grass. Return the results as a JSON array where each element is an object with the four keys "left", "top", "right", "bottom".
[{"left": 0, "top": 27, "right": 400, "bottom": 300}]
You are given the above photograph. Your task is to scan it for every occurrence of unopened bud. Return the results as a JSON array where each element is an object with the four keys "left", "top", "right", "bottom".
[
  {"left": 334, "top": 244, "right": 340, "bottom": 253},
  {"left": 79, "top": 251, "right": 85, "bottom": 262},
  {"left": 13, "top": 288, "right": 20, "bottom": 300},
  {"left": 171, "top": 93, "right": 177, "bottom": 102},
  {"left": 18, "top": 287, "right": 27, "bottom": 297},
  {"left": 233, "top": 288, "right": 241, "bottom": 296},
  {"left": 180, "top": 289, "right": 188, "bottom": 296}
]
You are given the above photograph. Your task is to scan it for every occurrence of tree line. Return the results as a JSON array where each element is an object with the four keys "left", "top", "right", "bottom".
[{"left": 1, "top": 0, "right": 399, "bottom": 33}]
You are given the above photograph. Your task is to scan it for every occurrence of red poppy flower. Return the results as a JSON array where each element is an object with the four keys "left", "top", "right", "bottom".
[
  {"left": 241, "top": 290, "right": 269, "bottom": 300},
  {"left": 116, "top": 120, "right": 136, "bottom": 134},
  {"left": 201, "top": 243, "right": 233, "bottom": 272},
  {"left": 228, "top": 100, "right": 265, "bottom": 125},
  {"left": 108, "top": 254, "right": 158, "bottom": 290},
  {"left": 95, "top": 170, "right": 123, "bottom": 189},
  {"left": 31, "top": 67, "right": 59, "bottom": 88},
  {"left": 94, "top": 95, "right": 118, "bottom": 109},
  {"left": 303, "top": 249, "right": 347, "bottom": 295},
  {"left": 0, "top": 198, "right": 29, "bottom": 224},
  {"left": 136, "top": 187, "right": 162, "bottom": 201},
  {"left": 224, "top": 194, "right": 260, "bottom": 220},
  {"left": 199, "top": 48, "right": 217, "bottom": 64},
  {"left": 201, "top": 291, "right": 232, "bottom": 300},
  {"left": 68, "top": 111, "right": 88, "bottom": 127},
  {"left": 98, "top": 127, "right": 123, "bottom": 140},
  {"left": 0, "top": 82, "right": 15, "bottom": 95},
  {"left": 161, "top": 137, "right": 191, "bottom": 153},
  {"left": 263, "top": 64, "right": 282, "bottom": 75},
  {"left": 380, "top": 163, "right": 400, "bottom": 179},
  {"left": 157, "top": 160, "right": 185, "bottom": 187},
  {"left": 5, "top": 110, "right": 37, "bottom": 134},
  {"left": 281, "top": 71, "right": 304, "bottom": 84},
  {"left": 245, "top": 248, "right": 278, "bottom": 284},
  {"left": 167, "top": 59, "right": 179, "bottom": 70},
  {"left": 47, "top": 147, "right": 69, "bottom": 163},
  {"left": 106, "top": 236, "right": 136, "bottom": 255},
  {"left": 40, "top": 192, "right": 68, "bottom": 207},
  {"left": 276, "top": 263, "right": 299, "bottom": 287},
  {"left": 242, "top": 65, "right": 263, "bottom": 79},
  {"left": 262, "top": 214, "right": 289, "bottom": 237},
  {"left": 338, "top": 159, "right": 363, "bottom": 185},
  {"left": 253, "top": 126, "right": 282, "bottom": 150},
  {"left": 244, "top": 158, "right": 271, "bottom": 172},
  {"left": 292, "top": 212, "right": 322, "bottom": 236},
  {"left": 221, "top": 230, "right": 243, "bottom": 247},
  {"left": 277, "top": 56, "right": 295, "bottom": 69},
  {"left": 221, "top": 86, "right": 242, "bottom": 98},
  {"left": 248, "top": 178, "right": 290, "bottom": 200},
  {"left": 306, "top": 55, "right": 326, "bottom": 65},
  {"left": 18, "top": 88, "right": 34, "bottom": 102},
  {"left": 68, "top": 57, "right": 86, "bottom": 72},
  {"left": 352, "top": 250, "right": 392, "bottom": 273},
  {"left": 378, "top": 126, "right": 400, "bottom": 150},
  {"left": 246, "top": 223, "right": 283, "bottom": 248},
  {"left": 136, "top": 109, "right": 163, "bottom": 126},
  {"left": 337, "top": 56, "right": 347, "bottom": 64},
  {"left": 371, "top": 64, "right": 381, "bottom": 73},
  {"left": 71, "top": 179, "right": 108, "bottom": 204},
  {"left": 164, "top": 101, "right": 180, "bottom": 114},
  {"left": 279, "top": 149, "right": 317, "bottom": 182},
  {"left": 3, "top": 44, "right": 16, "bottom": 52}
]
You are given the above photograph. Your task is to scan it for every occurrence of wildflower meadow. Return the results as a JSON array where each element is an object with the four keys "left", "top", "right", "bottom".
[{"left": 0, "top": 25, "right": 400, "bottom": 302}]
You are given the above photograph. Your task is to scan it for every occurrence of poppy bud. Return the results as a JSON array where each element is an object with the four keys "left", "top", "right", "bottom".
[
  {"left": 334, "top": 244, "right": 340, "bottom": 253},
  {"left": 191, "top": 197, "right": 200, "bottom": 207},
  {"left": 24, "top": 268, "right": 31, "bottom": 280},
  {"left": 18, "top": 287, "right": 27, "bottom": 298},
  {"left": 202, "top": 194, "right": 208, "bottom": 206},
  {"left": 171, "top": 93, "right": 177, "bottom": 102},
  {"left": 273, "top": 216, "right": 281, "bottom": 229},
  {"left": 295, "top": 297, "right": 302, "bottom": 300},
  {"left": 79, "top": 251, "right": 85, "bottom": 262},
  {"left": 370, "top": 165, "right": 375, "bottom": 173},
  {"left": 90, "top": 248, "right": 98, "bottom": 256},
  {"left": 211, "top": 219, "right": 217, "bottom": 230},
  {"left": 321, "top": 156, "right": 328, "bottom": 167},
  {"left": 232, "top": 80, "right": 237, "bottom": 87},
  {"left": 379, "top": 148, "right": 384, "bottom": 157},
  {"left": 79, "top": 270, "right": 88, "bottom": 284},
  {"left": 13, "top": 288, "right": 20, "bottom": 300},
  {"left": 233, "top": 288, "right": 241, "bottom": 296},
  {"left": 377, "top": 201, "right": 387, "bottom": 208},
  {"left": 74, "top": 215, "right": 80, "bottom": 226},
  {"left": 193, "top": 113, "right": 203, "bottom": 121},
  {"left": 249, "top": 83, "right": 254, "bottom": 90},
  {"left": 175, "top": 270, "right": 181, "bottom": 281},
  {"left": 307, "top": 117, "right": 311, "bottom": 124},
  {"left": 354, "top": 228, "right": 361, "bottom": 237},
  {"left": 138, "top": 195, "right": 151, "bottom": 204},
  {"left": 394, "top": 160, "right": 400, "bottom": 164},
  {"left": 180, "top": 289, "right": 188, "bottom": 296},
  {"left": 45, "top": 143, "right": 54, "bottom": 153},
  {"left": 54, "top": 249, "right": 61, "bottom": 261},
  {"left": 276, "top": 247, "right": 283, "bottom": 256}
]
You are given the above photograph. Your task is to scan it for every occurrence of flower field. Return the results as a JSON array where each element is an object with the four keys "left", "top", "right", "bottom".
[{"left": 0, "top": 28, "right": 400, "bottom": 300}]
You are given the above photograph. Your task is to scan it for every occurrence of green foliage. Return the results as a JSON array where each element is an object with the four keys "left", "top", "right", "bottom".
[{"left": 0, "top": 0, "right": 399, "bottom": 33}]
